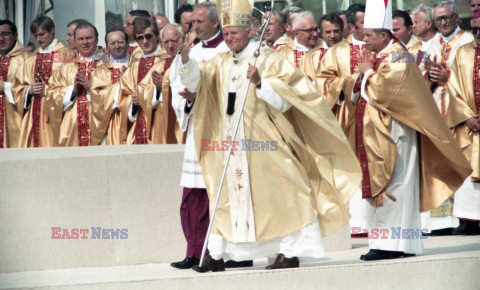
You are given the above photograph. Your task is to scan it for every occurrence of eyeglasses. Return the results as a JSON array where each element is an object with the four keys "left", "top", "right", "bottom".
[
  {"left": 296, "top": 27, "right": 319, "bottom": 34},
  {"left": 135, "top": 33, "right": 154, "bottom": 42},
  {"left": 0, "top": 31, "right": 13, "bottom": 37},
  {"left": 472, "top": 26, "right": 480, "bottom": 34},
  {"left": 107, "top": 40, "right": 126, "bottom": 46},
  {"left": 434, "top": 14, "right": 456, "bottom": 24}
]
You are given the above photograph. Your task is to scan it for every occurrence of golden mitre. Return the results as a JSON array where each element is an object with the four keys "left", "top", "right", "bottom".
[{"left": 216, "top": 0, "right": 254, "bottom": 28}]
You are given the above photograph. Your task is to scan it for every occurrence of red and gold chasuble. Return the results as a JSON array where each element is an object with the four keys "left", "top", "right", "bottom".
[
  {"left": 0, "top": 56, "right": 12, "bottom": 148},
  {"left": 31, "top": 52, "right": 56, "bottom": 147},
  {"left": 133, "top": 56, "right": 156, "bottom": 144},
  {"left": 76, "top": 61, "right": 97, "bottom": 146},
  {"left": 437, "top": 30, "right": 465, "bottom": 118},
  {"left": 356, "top": 54, "right": 388, "bottom": 199},
  {"left": 474, "top": 48, "right": 480, "bottom": 113}
]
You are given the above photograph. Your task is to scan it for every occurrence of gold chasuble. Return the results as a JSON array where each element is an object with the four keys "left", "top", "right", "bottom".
[
  {"left": 151, "top": 57, "right": 186, "bottom": 144},
  {"left": 119, "top": 48, "right": 169, "bottom": 144},
  {"left": 447, "top": 41, "right": 480, "bottom": 182},
  {"left": 316, "top": 35, "right": 366, "bottom": 147},
  {"left": 300, "top": 45, "right": 328, "bottom": 82},
  {"left": 0, "top": 41, "right": 30, "bottom": 148},
  {"left": 13, "top": 41, "right": 71, "bottom": 147},
  {"left": 356, "top": 41, "right": 471, "bottom": 211},
  {"left": 192, "top": 46, "right": 362, "bottom": 242},
  {"left": 427, "top": 30, "right": 474, "bottom": 118},
  {"left": 276, "top": 39, "right": 324, "bottom": 68},
  {"left": 51, "top": 56, "right": 101, "bottom": 146},
  {"left": 90, "top": 62, "right": 129, "bottom": 145}
]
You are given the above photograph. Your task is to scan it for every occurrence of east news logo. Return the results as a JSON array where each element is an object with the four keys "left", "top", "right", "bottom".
[{"left": 51, "top": 227, "right": 128, "bottom": 239}]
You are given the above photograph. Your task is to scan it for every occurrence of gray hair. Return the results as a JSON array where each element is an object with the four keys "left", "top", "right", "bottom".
[
  {"left": 195, "top": 1, "right": 218, "bottom": 22},
  {"left": 412, "top": 4, "right": 433, "bottom": 22},
  {"left": 160, "top": 23, "right": 184, "bottom": 42},
  {"left": 281, "top": 6, "right": 303, "bottom": 25},
  {"left": 292, "top": 11, "right": 315, "bottom": 30},
  {"left": 434, "top": 1, "right": 457, "bottom": 15}
]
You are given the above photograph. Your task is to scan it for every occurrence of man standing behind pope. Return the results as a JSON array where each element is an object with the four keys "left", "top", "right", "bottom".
[{"left": 177, "top": 0, "right": 362, "bottom": 272}]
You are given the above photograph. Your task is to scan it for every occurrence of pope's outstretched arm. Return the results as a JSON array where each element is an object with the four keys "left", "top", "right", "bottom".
[{"left": 178, "top": 33, "right": 200, "bottom": 94}]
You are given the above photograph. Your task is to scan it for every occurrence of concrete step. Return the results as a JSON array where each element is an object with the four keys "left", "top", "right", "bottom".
[{"left": 1, "top": 235, "right": 479, "bottom": 289}]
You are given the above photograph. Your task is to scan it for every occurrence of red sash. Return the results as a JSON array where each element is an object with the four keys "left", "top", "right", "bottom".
[
  {"left": 109, "top": 67, "right": 123, "bottom": 84},
  {"left": 356, "top": 54, "right": 388, "bottom": 199},
  {"left": 0, "top": 56, "right": 12, "bottom": 148},
  {"left": 350, "top": 44, "right": 366, "bottom": 74},
  {"left": 316, "top": 48, "right": 327, "bottom": 70},
  {"left": 76, "top": 61, "right": 97, "bottom": 146},
  {"left": 133, "top": 56, "right": 156, "bottom": 144},
  {"left": 32, "top": 52, "right": 55, "bottom": 147}
]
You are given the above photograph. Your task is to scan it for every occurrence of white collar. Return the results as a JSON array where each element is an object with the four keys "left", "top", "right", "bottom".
[
  {"left": 232, "top": 40, "right": 255, "bottom": 59},
  {"left": 293, "top": 38, "right": 310, "bottom": 51},
  {"left": 129, "top": 42, "right": 137, "bottom": 47},
  {"left": 39, "top": 39, "right": 58, "bottom": 53},
  {"left": 273, "top": 34, "right": 287, "bottom": 45},
  {"left": 142, "top": 44, "right": 160, "bottom": 57},
  {"left": 351, "top": 34, "right": 365, "bottom": 45},
  {"left": 441, "top": 26, "right": 461, "bottom": 42},
  {"left": 323, "top": 41, "right": 330, "bottom": 49},
  {"left": 201, "top": 30, "right": 221, "bottom": 46}
]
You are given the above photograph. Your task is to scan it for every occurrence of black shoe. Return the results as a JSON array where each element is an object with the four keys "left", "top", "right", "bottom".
[
  {"left": 265, "top": 254, "right": 299, "bottom": 269},
  {"left": 170, "top": 257, "right": 200, "bottom": 269},
  {"left": 403, "top": 253, "right": 416, "bottom": 258},
  {"left": 225, "top": 260, "right": 253, "bottom": 268},
  {"left": 360, "top": 249, "right": 404, "bottom": 261},
  {"left": 429, "top": 228, "right": 454, "bottom": 236},
  {"left": 192, "top": 255, "right": 225, "bottom": 273},
  {"left": 452, "top": 220, "right": 480, "bottom": 235}
]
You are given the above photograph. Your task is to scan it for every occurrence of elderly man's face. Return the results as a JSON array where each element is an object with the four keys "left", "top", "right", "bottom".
[
  {"left": 223, "top": 26, "right": 251, "bottom": 53},
  {"left": 364, "top": 29, "right": 388, "bottom": 53},
  {"left": 321, "top": 20, "right": 343, "bottom": 47},
  {"left": 412, "top": 12, "right": 431, "bottom": 38},
  {"left": 75, "top": 26, "right": 98, "bottom": 57},
  {"left": 0, "top": 24, "right": 17, "bottom": 55},
  {"left": 294, "top": 16, "right": 319, "bottom": 49},
  {"left": 264, "top": 13, "right": 285, "bottom": 44},
  {"left": 433, "top": 5, "right": 458, "bottom": 37},
  {"left": 106, "top": 30, "right": 127, "bottom": 57},
  {"left": 161, "top": 27, "right": 182, "bottom": 58}
]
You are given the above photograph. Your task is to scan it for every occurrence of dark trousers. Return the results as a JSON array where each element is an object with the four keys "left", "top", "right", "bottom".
[{"left": 180, "top": 187, "right": 210, "bottom": 258}]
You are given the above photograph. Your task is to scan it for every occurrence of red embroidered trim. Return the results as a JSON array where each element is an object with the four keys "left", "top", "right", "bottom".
[
  {"left": 294, "top": 50, "right": 307, "bottom": 67},
  {"left": 134, "top": 56, "right": 156, "bottom": 144},
  {"left": 0, "top": 56, "right": 12, "bottom": 148},
  {"left": 110, "top": 67, "right": 122, "bottom": 83},
  {"left": 76, "top": 61, "right": 97, "bottom": 146},
  {"left": 356, "top": 55, "right": 387, "bottom": 199},
  {"left": 32, "top": 52, "right": 55, "bottom": 147},
  {"left": 474, "top": 48, "right": 480, "bottom": 112},
  {"left": 316, "top": 48, "right": 327, "bottom": 70},
  {"left": 350, "top": 44, "right": 366, "bottom": 75}
]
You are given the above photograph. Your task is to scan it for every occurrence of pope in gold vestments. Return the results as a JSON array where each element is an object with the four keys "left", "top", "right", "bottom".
[
  {"left": 0, "top": 41, "right": 30, "bottom": 148},
  {"left": 13, "top": 40, "right": 71, "bottom": 147},
  {"left": 182, "top": 43, "right": 362, "bottom": 244}
]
